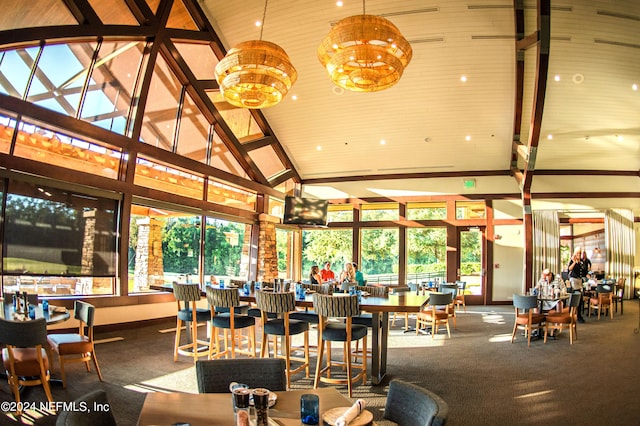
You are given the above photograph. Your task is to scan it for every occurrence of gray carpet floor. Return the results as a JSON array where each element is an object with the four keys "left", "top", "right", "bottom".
[{"left": 2, "top": 301, "right": 639, "bottom": 425}]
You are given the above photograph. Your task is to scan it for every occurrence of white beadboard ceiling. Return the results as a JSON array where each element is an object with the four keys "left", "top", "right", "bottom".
[{"left": 200, "top": 0, "right": 640, "bottom": 204}]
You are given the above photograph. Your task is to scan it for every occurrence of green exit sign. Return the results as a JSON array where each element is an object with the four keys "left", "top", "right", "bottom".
[{"left": 463, "top": 179, "right": 476, "bottom": 189}]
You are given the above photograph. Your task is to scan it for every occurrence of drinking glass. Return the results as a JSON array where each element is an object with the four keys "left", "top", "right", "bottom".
[
  {"left": 243, "top": 283, "right": 251, "bottom": 296},
  {"left": 300, "top": 394, "right": 319, "bottom": 425}
]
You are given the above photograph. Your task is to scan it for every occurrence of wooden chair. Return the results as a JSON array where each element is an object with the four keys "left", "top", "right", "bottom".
[
  {"left": 439, "top": 284, "right": 458, "bottom": 330},
  {"left": 206, "top": 286, "right": 256, "bottom": 359},
  {"left": 172, "top": 283, "right": 211, "bottom": 363},
  {"left": 312, "top": 293, "right": 367, "bottom": 398},
  {"left": 416, "top": 292, "right": 453, "bottom": 339},
  {"left": 454, "top": 281, "right": 467, "bottom": 312},
  {"left": 390, "top": 286, "right": 411, "bottom": 330},
  {"left": 544, "top": 292, "right": 581, "bottom": 344},
  {"left": 383, "top": 379, "right": 449, "bottom": 426},
  {"left": 589, "top": 284, "right": 613, "bottom": 320},
  {"left": 47, "top": 300, "right": 103, "bottom": 388},
  {"left": 0, "top": 317, "right": 53, "bottom": 412},
  {"left": 350, "top": 285, "right": 389, "bottom": 360},
  {"left": 255, "top": 290, "right": 309, "bottom": 389},
  {"left": 510, "top": 294, "right": 545, "bottom": 347},
  {"left": 612, "top": 278, "right": 626, "bottom": 315}
]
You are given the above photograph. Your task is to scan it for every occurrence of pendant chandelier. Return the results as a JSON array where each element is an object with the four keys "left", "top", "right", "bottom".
[
  {"left": 318, "top": 1, "right": 412, "bottom": 92},
  {"left": 215, "top": 0, "right": 297, "bottom": 109}
]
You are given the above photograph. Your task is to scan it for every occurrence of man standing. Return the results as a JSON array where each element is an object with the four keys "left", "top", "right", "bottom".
[
  {"left": 568, "top": 250, "right": 586, "bottom": 323},
  {"left": 320, "top": 262, "right": 335, "bottom": 282}
]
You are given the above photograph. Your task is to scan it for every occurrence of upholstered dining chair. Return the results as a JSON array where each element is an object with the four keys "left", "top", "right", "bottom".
[
  {"left": 589, "top": 284, "right": 613, "bottom": 320},
  {"left": 47, "top": 300, "right": 103, "bottom": 388},
  {"left": 312, "top": 293, "right": 367, "bottom": 398},
  {"left": 55, "top": 389, "right": 116, "bottom": 426},
  {"left": 544, "top": 291, "right": 581, "bottom": 344},
  {"left": 0, "top": 317, "right": 53, "bottom": 411},
  {"left": 416, "top": 292, "right": 453, "bottom": 339},
  {"left": 511, "top": 294, "right": 545, "bottom": 347},
  {"left": 383, "top": 379, "right": 449, "bottom": 426},
  {"left": 350, "top": 284, "right": 388, "bottom": 362},
  {"left": 438, "top": 284, "right": 458, "bottom": 330},
  {"left": 195, "top": 358, "right": 287, "bottom": 393},
  {"left": 172, "top": 283, "right": 211, "bottom": 363},
  {"left": 255, "top": 290, "right": 309, "bottom": 389},
  {"left": 390, "top": 286, "right": 412, "bottom": 330},
  {"left": 205, "top": 286, "right": 256, "bottom": 359},
  {"left": 612, "top": 277, "right": 626, "bottom": 315},
  {"left": 454, "top": 281, "right": 467, "bottom": 312}
]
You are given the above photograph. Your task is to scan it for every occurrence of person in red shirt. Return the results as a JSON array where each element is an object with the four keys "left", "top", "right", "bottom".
[{"left": 320, "top": 262, "right": 335, "bottom": 282}]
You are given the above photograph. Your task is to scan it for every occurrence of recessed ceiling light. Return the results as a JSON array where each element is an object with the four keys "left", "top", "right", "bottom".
[
  {"left": 291, "top": 95, "right": 298, "bottom": 100},
  {"left": 617, "top": 135, "right": 623, "bottom": 142},
  {"left": 332, "top": 86, "right": 344, "bottom": 95},
  {"left": 380, "top": 139, "right": 386, "bottom": 145},
  {"left": 465, "top": 135, "right": 471, "bottom": 141},
  {"left": 547, "top": 134, "right": 553, "bottom": 140},
  {"left": 424, "top": 137, "right": 432, "bottom": 143},
  {"left": 554, "top": 75, "right": 560, "bottom": 82},
  {"left": 316, "top": 146, "right": 322, "bottom": 151},
  {"left": 336, "top": 1, "right": 343, "bottom": 6},
  {"left": 460, "top": 75, "right": 467, "bottom": 82},
  {"left": 633, "top": 83, "right": 638, "bottom": 91},
  {"left": 255, "top": 20, "right": 262, "bottom": 27},
  {"left": 572, "top": 73, "right": 584, "bottom": 84}
]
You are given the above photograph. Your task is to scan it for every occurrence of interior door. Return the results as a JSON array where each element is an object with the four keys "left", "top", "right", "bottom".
[{"left": 457, "top": 227, "right": 486, "bottom": 304}]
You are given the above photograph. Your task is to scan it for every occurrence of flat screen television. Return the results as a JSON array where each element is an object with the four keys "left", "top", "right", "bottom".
[{"left": 283, "top": 196, "right": 328, "bottom": 226}]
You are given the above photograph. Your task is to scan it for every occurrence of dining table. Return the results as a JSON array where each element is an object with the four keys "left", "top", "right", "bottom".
[
  {"left": 2, "top": 301, "right": 71, "bottom": 325},
  {"left": 151, "top": 283, "right": 430, "bottom": 385},
  {"left": 137, "top": 387, "right": 363, "bottom": 425}
]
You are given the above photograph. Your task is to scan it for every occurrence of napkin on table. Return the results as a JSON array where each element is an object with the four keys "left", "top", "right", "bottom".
[{"left": 335, "top": 399, "right": 366, "bottom": 426}]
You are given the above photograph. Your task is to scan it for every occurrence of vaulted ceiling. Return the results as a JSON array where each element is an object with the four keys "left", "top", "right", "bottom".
[{"left": 201, "top": 0, "right": 639, "bottom": 211}]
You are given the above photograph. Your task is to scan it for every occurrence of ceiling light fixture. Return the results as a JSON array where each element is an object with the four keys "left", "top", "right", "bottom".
[
  {"left": 214, "top": 0, "right": 297, "bottom": 109},
  {"left": 317, "top": 0, "right": 412, "bottom": 92}
]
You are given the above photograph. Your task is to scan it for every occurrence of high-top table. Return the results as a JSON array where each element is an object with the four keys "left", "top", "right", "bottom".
[
  {"left": 137, "top": 387, "right": 355, "bottom": 426},
  {"left": 151, "top": 283, "right": 430, "bottom": 385}
]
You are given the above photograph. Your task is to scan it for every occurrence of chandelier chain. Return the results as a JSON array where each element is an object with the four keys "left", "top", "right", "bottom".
[{"left": 259, "top": 0, "right": 268, "bottom": 40}]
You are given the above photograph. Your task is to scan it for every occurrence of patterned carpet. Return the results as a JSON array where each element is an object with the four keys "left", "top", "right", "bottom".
[{"left": 2, "top": 301, "right": 639, "bottom": 425}]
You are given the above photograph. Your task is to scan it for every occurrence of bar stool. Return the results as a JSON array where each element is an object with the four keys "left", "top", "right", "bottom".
[
  {"left": 206, "top": 286, "right": 256, "bottom": 359},
  {"left": 173, "top": 283, "right": 210, "bottom": 363},
  {"left": 255, "top": 290, "right": 310, "bottom": 389},
  {"left": 313, "top": 293, "right": 367, "bottom": 398}
]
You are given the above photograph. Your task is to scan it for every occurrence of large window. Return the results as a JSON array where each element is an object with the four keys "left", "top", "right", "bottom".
[
  {"left": 203, "top": 217, "right": 251, "bottom": 283},
  {"left": 277, "top": 228, "right": 295, "bottom": 280},
  {"left": 2, "top": 180, "right": 118, "bottom": 296},
  {"left": 360, "top": 228, "right": 399, "bottom": 284},
  {"left": 407, "top": 202, "right": 446, "bottom": 220},
  {"left": 301, "top": 229, "right": 352, "bottom": 280},
  {"left": 406, "top": 228, "right": 447, "bottom": 282},
  {"left": 361, "top": 203, "right": 399, "bottom": 221}
]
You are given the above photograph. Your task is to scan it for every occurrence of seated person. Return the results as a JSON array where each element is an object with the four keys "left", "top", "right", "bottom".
[
  {"left": 208, "top": 275, "right": 218, "bottom": 285},
  {"left": 309, "top": 265, "right": 323, "bottom": 284},
  {"left": 320, "top": 262, "right": 335, "bottom": 282},
  {"left": 352, "top": 262, "right": 365, "bottom": 286}
]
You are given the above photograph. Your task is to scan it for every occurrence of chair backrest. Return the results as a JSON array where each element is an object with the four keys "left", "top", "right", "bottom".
[
  {"left": 363, "top": 285, "right": 389, "bottom": 297},
  {"left": 195, "top": 358, "right": 286, "bottom": 393},
  {"left": 300, "top": 283, "right": 333, "bottom": 295},
  {"left": 312, "top": 294, "right": 360, "bottom": 318},
  {"left": 392, "top": 286, "right": 411, "bottom": 294},
  {"left": 384, "top": 379, "right": 449, "bottom": 426},
  {"left": 455, "top": 281, "right": 466, "bottom": 291},
  {"left": 596, "top": 284, "right": 612, "bottom": 294},
  {"left": 206, "top": 286, "right": 241, "bottom": 309},
  {"left": 55, "top": 389, "right": 117, "bottom": 426},
  {"left": 255, "top": 290, "right": 296, "bottom": 314},
  {"left": 438, "top": 284, "right": 458, "bottom": 299},
  {"left": 512, "top": 294, "right": 538, "bottom": 311},
  {"left": 0, "top": 317, "right": 48, "bottom": 347},
  {"left": 74, "top": 300, "right": 96, "bottom": 327},
  {"left": 172, "top": 282, "right": 202, "bottom": 302},
  {"left": 428, "top": 292, "right": 453, "bottom": 307}
]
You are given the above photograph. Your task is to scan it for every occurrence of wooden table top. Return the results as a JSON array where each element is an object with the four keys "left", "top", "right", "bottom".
[
  {"left": 2, "top": 302, "right": 70, "bottom": 325},
  {"left": 137, "top": 387, "right": 357, "bottom": 426}
]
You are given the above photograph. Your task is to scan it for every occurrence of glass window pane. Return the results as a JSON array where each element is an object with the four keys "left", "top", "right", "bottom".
[
  {"left": 208, "top": 91, "right": 264, "bottom": 142},
  {"left": 269, "top": 197, "right": 284, "bottom": 217},
  {"left": 361, "top": 203, "right": 399, "bottom": 221},
  {"left": 81, "top": 41, "right": 144, "bottom": 135},
  {"left": 140, "top": 55, "right": 181, "bottom": 150},
  {"left": 3, "top": 180, "right": 118, "bottom": 291},
  {"left": 247, "top": 145, "right": 285, "bottom": 180},
  {"left": 174, "top": 42, "right": 218, "bottom": 80},
  {"left": 360, "top": 228, "right": 399, "bottom": 285},
  {"left": 134, "top": 157, "right": 204, "bottom": 200},
  {"left": 0, "top": 112, "right": 17, "bottom": 154},
  {"left": 207, "top": 179, "right": 256, "bottom": 211},
  {"left": 88, "top": 0, "right": 139, "bottom": 25},
  {"left": 302, "top": 229, "right": 353, "bottom": 280},
  {"left": 204, "top": 217, "right": 251, "bottom": 282},
  {"left": 407, "top": 228, "right": 447, "bottom": 283},
  {"left": 0, "top": 0, "right": 77, "bottom": 30},
  {"left": 13, "top": 121, "right": 122, "bottom": 179},
  {"left": 166, "top": 0, "right": 198, "bottom": 30},
  {"left": 0, "top": 47, "right": 40, "bottom": 98},
  {"left": 407, "top": 202, "right": 446, "bottom": 220},
  {"left": 277, "top": 228, "right": 295, "bottom": 280},
  {"left": 210, "top": 132, "right": 248, "bottom": 178},
  {"left": 456, "top": 201, "right": 486, "bottom": 220},
  {"left": 327, "top": 205, "right": 353, "bottom": 222},
  {"left": 176, "top": 93, "right": 209, "bottom": 163},
  {"left": 128, "top": 206, "right": 201, "bottom": 292},
  {"left": 27, "top": 43, "right": 98, "bottom": 117}
]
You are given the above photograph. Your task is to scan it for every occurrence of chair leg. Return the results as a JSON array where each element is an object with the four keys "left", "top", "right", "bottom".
[
  {"left": 313, "top": 337, "right": 324, "bottom": 389},
  {"left": 284, "top": 334, "right": 291, "bottom": 389},
  {"left": 59, "top": 356, "right": 68, "bottom": 388},
  {"left": 174, "top": 319, "right": 182, "bottom": 361},
  {"left": 92, "top": 351, "right": 104, "bottom": 381},
  {"left": 345, "top": 339, "right": 352, "bottom": 398},
  {"left": 304, "top": 331, "right": 310, "bottom": 378}
]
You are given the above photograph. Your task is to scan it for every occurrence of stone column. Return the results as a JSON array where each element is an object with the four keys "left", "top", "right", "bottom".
[
  {"left": 256, "top": 214, "right": 279, "bottom": 283},
  {"left": 80, "top": 209, "right": 113, "bottom": 293},
  {"left": 134, "top": 217, "right": 164, "bottom": 291}
]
